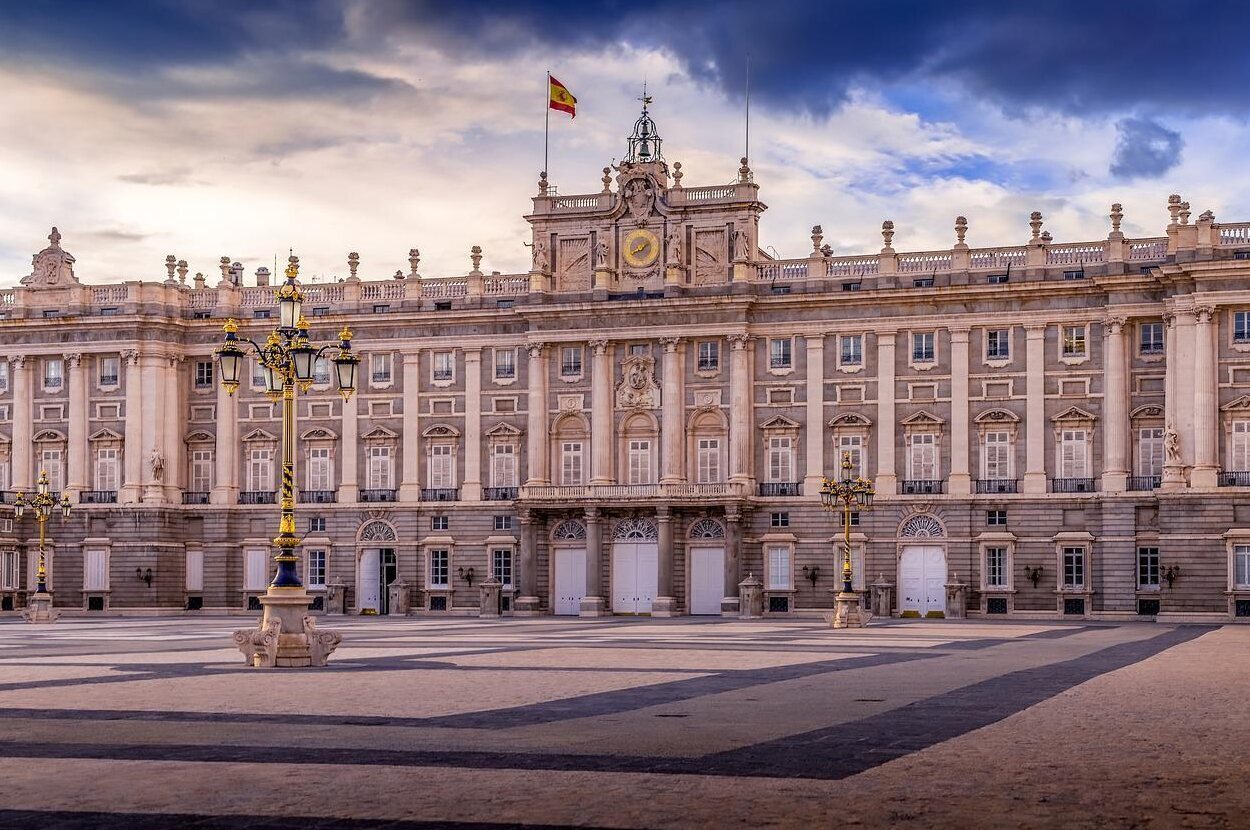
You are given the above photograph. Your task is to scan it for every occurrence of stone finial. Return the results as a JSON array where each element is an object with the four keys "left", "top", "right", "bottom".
[
  {"left": 955, "top": 216, "right": 968, "bottom": 246},
  {"left": 671, "top": 162, "right": 682, "bottom": 189},
  {"left": 1179, "top": 201, "right": 1191, "bottom": 225},
  {"left": 408, "top": 248, "right": 420, "bottom": 278},
  {"left": 738, "top": 157, "right": 751, "bottom": 183},
  {"left": 470, "top": 245, "right": 483, "bottom": 274},
  {"left": 1167, "top": 194, "right": 1182, "bottom": 225},
  {"left": 347, "top": 252, "right": 360, "bottom": 282},
  {"left": 820, "top": 243, "right": 833, "bottom": 258},
  {"left": 219, "top": 256, "right": 232, "bottom": 284},
  {"left": 1199, "top": 209, "right": 1215, "bottom": 223},
  {"left": 881, "top": 220, "right": 895, "bottom": 251},
  {"left": 1040, "top": 230, "right": 1053, "bottom": 243},
  {"left": 164, "top": 255, "right": 177, "bottom": 283},
  {"left": 538, "top": 171, "right": 549, "bottom": 196},
  {"left": 193, "top": 272, "right": 205, "bottom": 289},
  {"left": 811, "top": 225, "right": 823, "bottom": 254},
  {"left": 230, "top": 261, "right": 244, "bottom": 285},
  {"left": 1029, "top": 211, "right": 1043, "bottom": 241},
  {"left": 255, "top": 266, "right": 271, "bottom": 287},
  {"left": 602, "top": 166, "right": 614, "bottom": 192},
  {"left": 48, "top": 227, "right": 62, "bottom": 248},
  {"left": 176, "top": 259, "right": 188, "bottom": 284},
  {"left": 1110, "top": 203, "right": 1123, "bottom": 234}
]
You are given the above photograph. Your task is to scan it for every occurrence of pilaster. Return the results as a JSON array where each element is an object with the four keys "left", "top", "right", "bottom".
[
  {"left": 803, "top": 335, "right": 825, "bottom": 495},
  {"left": 728, "top": 334, "right": 753, "bottom": 484},
  {"left": 65, "top": 353, "right": 87, "bottom": 500},
  {"left": 162, "top": 355, "right": 183, "bottom": 502},
  {"left": 1191, "top": 305, "right": 1219, "bottom": 488},
  {"left": 120, "top": 349, "right": 143, "bottom": 504},
  {"left": 139, "top": 352, "right": 167, "bottom": 504},
  {"left": 525, "top": 344, "right": 550, "bottom": 485},
  {"left": 9, "top": 357, "right": 31, "bottom": 492},
  {"left": 1101, "top": 316, "right": 1129, "bottom": 492},
  {"left": 463, "top": 348, "right": 483, "bottom": 501},
  {"left": 579, "top": 507, "right": 607, "bottom": 616},
  {"left": 948, "top": 328, "right": 971, "bottom": 496},
  {"left": 1023, "top": 325, "right": 1048, "bottom": 494},
  {"left": 589, "top": 339, "right": 613, "bottom": 484},
  {"left": 653, "top": 506, "right": 677, "bottom": 616},
  {"left": 515, "top": 509, "right": 541, "bottom": 614},
  {"left": 659, "top": 337, "right": 684, "bottom": 484},
  {"left": 398, "top": 352, "right": 421, "bottom": 501},
  {"left": 875, "top": 331, "right": 897, "bottom": 495},
  {"left": 338, "top": 386, "right": 359, "bottom": 503},
  {"left": 211, "top": 354, "right": 239, "bottom": 505}
]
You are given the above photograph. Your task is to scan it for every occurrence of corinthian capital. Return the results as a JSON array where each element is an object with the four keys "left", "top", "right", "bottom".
[
  {"left": 658, "top": 336, "right": 680, "bottom": 352},
  {"left": 727, "top": 333, "right": 752, "bottom": 349},
  {"left": 526, "top": 342, "right": 546, "bottom": 359},
  {"left": 63, "top": 352, "right": 82, "bottom": 368},
  {"left": 1193, "top": 305, "right": 1217, "bottom": 324},
  {"left": 1101, "top": 316, "right": 1127, "bottom": 334},
  {"left": 588, "top": 339, "right": 609, "bottom": 355},
  {"left": 122, "top": 349, "right": 141, "bottom": 366}
]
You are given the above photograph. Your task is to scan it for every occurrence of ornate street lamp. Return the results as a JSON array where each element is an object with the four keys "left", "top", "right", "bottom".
[
  {"left": 819, "top": 451, "right": 875, "bottom": 629},
  {"left": 13, "top": 469, "right": 72, "bottom": 623},
  {"left": 215, "top": 254, "right": 355, "bottom": 667}
]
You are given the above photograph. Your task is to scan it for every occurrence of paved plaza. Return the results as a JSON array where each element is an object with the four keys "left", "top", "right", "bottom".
[{"left": 0, "top": 616, "right": 1244, "bottom": 828}]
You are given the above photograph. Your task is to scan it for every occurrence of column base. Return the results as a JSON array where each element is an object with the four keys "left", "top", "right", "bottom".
[
  {"left": 664, "top": 266, "right": 685, "bottom": 286},
  {"left": 874, "top": 474, "right": 897, "bottom": 496},
  {"left": 1100, "top": 471, "right": 1128, "bottom": 493},
  {"left": 947, "top": 473, "right": 972, "bottom": 496},
  {"left": 652, "top": 596, "right": 679, "bottom": 617},
  {"left": 513, "top": 595, "right": 543, "bottom": 616},
  {"left": 829, "top": 592, "right": 872, "bottom": 629},
  {"left": 731, "top": 262, "right": 752, "bottom": 282},
  {"left": 397, "top": 483, "right": 422, "bottom": 502},
  {"left": 1190, "top": 466, "right": 1218, "bottom": 489},
  {"left": 232, "top": 590, "right": 342, "bottom": 668},
  {"left": 1022, "top": 473, "right": 1048, "bottom": 495},
  {"left": 142, "top": 484, "right": 166, "bottom": 504},
  {"left": 22, "top": 593, "right": 58, "bottom": 624},
  {"left": 1161, "top": 464, "right": 1187, "bottom": 491},
  {"left": 579, "top": 596, "right": 609, "bottom": 617},
  {"left": 802, "top": 476, "right": 825, "bottom": 497},
  {"left": 119, "top": 485, "right": 143, "bottom": 505}
]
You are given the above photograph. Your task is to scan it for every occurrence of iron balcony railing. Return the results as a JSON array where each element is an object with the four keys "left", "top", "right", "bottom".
[
  {"left": 182, "top": 491, "right": 210, "bottom": 504},
  {"left": 1051, "top": 478, "right": 1097, "bottom": 493},
  {"left": 422, "top": 488, "right": 460, "bottom": 502},
  {"left": 80, "top": 490, "right": 117, "bottom": 504},
  {"left": 483, "top": 486, "right": 518, "bottom": 501},
  {"left": 359, "top": 489, "right": 397, "bottom": 502},
  {"left": 298, "top": 490, "right": 337, "bottom": 504},
  {"left": 758, "top": 482, "right": 801, "bottom": 497},
  {"left": 1219, "top": 471, "right": 1250, "bottom": 487},
  {"left": 239, "top": 491, "right": 277, "bottom": 504},
  {"left": 975, "top": 479, "right": 1018, "bottom": 494},
  {"left": 1127, "top": 475, "right": 1161, "bottom": 491},
  {"left": 902, "top": 479, "right": 945, "bottom": 495}
]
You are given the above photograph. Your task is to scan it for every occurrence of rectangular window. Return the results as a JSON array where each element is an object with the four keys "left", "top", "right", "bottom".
[
  {"left": 99, "top": 356, "right": 120, "bottom": 386},
  {"left": 627, "top": 439, "right": 652, "bottom": 485},
  {"left": 1233, "top": 422, "right": 1250, "bottom": 471},
  {"left": 986, "top": 329, "right": 1010, "bottom": 360},
  {"left": 696, "top": 438, "right": 720, "bottom": 483},
  {"left": 247, "top": 449, "right": 273, "bottom": 492},
  {"left": 94, "top": 448, "right": 119, "bottom": 492},
  {"left": 628, "top": 344, "right": 648, "bottom": 357},
  {"left": 768, "top": 338, "right": 792, "bottom": 369},
  {"left": 307, "top": 447, "right": 332, "bottom": 492},
  {"left": 492, "top": 548, "right": 513, "bottom": 589},
  {"left": 983, "top": 431, "right": 1012, "bottom": 480},
  {"left": 767, "top": 436, "right": 793, "bottom": 483},
  {"left": 560, "top": 346, "right": 583, "bottom": 377},
  {"left": 428, "top": 549, "right": 449, "bottom": 588},
  {"left": 40, "top": 449, "right": 62, "bottom": 492},
  {"left": 837, "top": 435, "right": 864, "bottom": 479},
  {"left": 697, "top": 341, "right": 720, "bottom": 372},
  {"left": 367, "top": 446, "right": 392, "bottom": 490},
  {"left": 308, "top": 516, "right": 326, "bottom": 533},
  {"left": 433, "top": 351, "right": 454, "bottom": 381},
  {"left": 313, "top": 356, "right": 330, "bottom": 385},
  {"left": 912, "top": 332, "right": 935, "bottom": 362},
  {"left": 1236, "top": 312, "right": 1250, "bottom": 344},
  {"left": 560, "top": 441, "right": 584, "bottom": 486},
  {"left": 1062, "top": 326, "right": 1087, "bottom": 357},
  {"left": 1137, "top": 546, "right": 1160, "bottom": 588},
  {"left": 491, "top": 444, "right": 517, "bottom": 488},
  {"left": 770, "top": 512, "right": 789, "bottom": 528},
  {"left": 1138, "top": 428, "right": 1164, "bottom": 477},
  {"left": 1062, "top": 547, "right": 1086, "bottom": 589},
  {"left": 43, "top": 358, "right": 63, "bottom": 389},
  {"left": 839, "top": 335, "right": 863, "bottom": 366},
  {"left": 371, "top": 353, "right": 392, "bottom": 384},
  {"left": 493, "top": 515, "right": 514, "bottom": 531},
  {"left": 191, "top": 449, "right": 213, "bottom": 492},
  {"left": 429, "top": 444, "right": 454, "bottom": 488},
  {"left": 494, "top": 349, "right": 515, "bottom": 379},
  {"left": 1235, "top": 544, "right": 1250, "bottom": 587},
  {"left": 1060, "top": 429, "right": 1089, "bottom": 478},
  {"left": 0, "top": 550, "right": 18, "bottom": 590},
  {"left": 0, "top": 460, "right": 8, "bottom": 493},
  {"left": 1140, "top": 322, "right": 1164, "bottom": 355},
  {"left": 193, "top": 360, "right": 213, "bottom": 388},
  {"left": 987, "top": 509, "right": 1007, "bottom": 526},
  {"left": 0, "top": 362, "right": 8, "bottom": 391},
  {"left": 431, "top": 515, "right": 449, "bottom": 531},
  {"left": 907, "top": 433, "right": 938, "bottom": 480},
  {"left": 767, "top": 546, "right": 791, "bottom": 590},
  {"left": 306, "top": 549, "right": 327, "bottom": 589},
  {"left": 988, "top": 273, "right": 1009, "bottom": 285},
  {"left": 985, "top": 547, "right": 1008, "bottom": 588},
  {"left": 251, "top": 357, "right": 265, "bottom": 388}
]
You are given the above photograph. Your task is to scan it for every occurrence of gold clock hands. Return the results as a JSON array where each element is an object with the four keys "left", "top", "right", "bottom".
[{"left": 631, "top": 240, "right": 647, "bottom": 255}]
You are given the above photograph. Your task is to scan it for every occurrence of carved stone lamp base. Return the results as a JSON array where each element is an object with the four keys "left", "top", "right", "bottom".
[
  {"left": 232, "top": 590, "right": 341, "bottom": 668},
  {"left": 830, "top": 592, "right": 873, "bottom": 629},
  {"left": 23, "top": 593, "right": 59, "bottom": 624}
]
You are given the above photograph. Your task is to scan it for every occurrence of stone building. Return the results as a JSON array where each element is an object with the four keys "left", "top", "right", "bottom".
[{"left": 2, "top": 105, "right": 1250, "bottom": 622}]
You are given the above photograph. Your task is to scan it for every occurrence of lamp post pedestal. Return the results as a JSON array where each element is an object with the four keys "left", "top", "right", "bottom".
[
  {"left": 232, "top": 589, "right": 342, "bottom": 668},
  {"left": 831, "top": 590, "right": 871, "bottom": 629},
  {"left": 23, "top": 592, "right": 58, "bottom": 624}
]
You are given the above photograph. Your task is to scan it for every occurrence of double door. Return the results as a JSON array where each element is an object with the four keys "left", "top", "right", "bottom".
[
  {"left": 689, "top": 547, "right": 725, "bottom": 615},
  {"left": 358, "top": 548, "right": 397, "bottom": 614},
  {"left": 553, "top": 548, "right": 586, "bottom": 616},
  {"left": 899, "top": 545, "right": 946, "bottom": 616},
  {"left": 612, "top": 542, "right": 658, "bottom": 614}
]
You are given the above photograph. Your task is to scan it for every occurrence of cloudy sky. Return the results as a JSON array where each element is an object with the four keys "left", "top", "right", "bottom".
[{"left": 1, "top": 0, "right": 1247, "bottom": 287}]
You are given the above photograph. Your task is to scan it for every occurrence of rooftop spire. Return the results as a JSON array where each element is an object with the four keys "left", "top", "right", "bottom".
[{"left": 625, "top": 85, "right": 663, "bottom": 165}]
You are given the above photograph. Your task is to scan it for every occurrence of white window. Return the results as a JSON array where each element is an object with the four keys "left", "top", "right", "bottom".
[
  {"left": 1140, "top": 322, "right": 1164, "bottom": 355},
  {"left": 1233, "top": 421, "right": 1250, "bottom": 471},
  {"left": 1062, "top": 546, "right": 1086, "bottom": 589},
  {"left": 494, "top": 349, "right": 515, "bottom": 379},
  {"left": 43, "top": 358, "right": 63, "bottom": 389},
  {"left": 306, "top": 549, "right": 327, "bottom": 589},
  {"left": 367, "top": 447, "right": 392, "bottom": 490},
  {"left": 628, "top": 344, "right": 649, "bottom": 356},
  {"left": 492, "top": 548, "right": 513, "bottom": 589},
  {"left": 697, "top": 341, "right": 719, "bottom": 371},
  {"left": 1236, "top": 312, "right": 1250, "bottom": 344},
  {"left": 1137, "top": 546, "right": 1160, "bottom": 589},
  {"left": 247, "top": 449, "right": 273, "bottom": 492},
  {"left": 986, "top": 329, "right": 1010, "bottom": 360},
  {"left": 94, "top": 448, "right": 119, "bottom": 493},
  {"left": 696, "top": 438, "right": 721, "bottom": 483},
  {"left": 769, "top": 338, "right": 792, "bottom": 369},
  {"left": 429, "top": 444, "right": 455, "bottom": 488},
  {"left": 41, "top": 449, "right": 63, "bottom": 492},
  {"left": 767, "top": 436, "right": 793, "bottom": 483},
  {"left": 985, "top": 546, "right": 1008, "bottom": 588},
  {"left": 1138, "top": 428, "right": 1164, "bottom": 477},
  {"left": 83, "top": 549, "right": 108, "bottom": 592},
  {"left": 490, "top": 444, "right": 517, "bottom": 488},
  {"left": 433, "top": 351, "right": 454, "bottom": 381},
  {"left": 627, "top": 439, "right": 652, "bottom": 485},
  {"left": 560, "top": 346, "right": 583, "bottom": 377},
  {"left": 1235, "top": 544, "right": 1250, "bottom": 588},
  {"left": 1059, "top": 430, "right": 1089, "bottom": 478},
  {"left": 0, "top": 460, "right": 10, "bottom": 493},
  {"left": 907, "top": 433, "right": 938, "bottom": 480},
  {"left": 560, "top": 442, "right": 584, "bottom": 486},
  {"left": 983, "top": 431, "right": 1012, "bottom": 480},
  {"left": 839, "top": 335, "right": 863, "bottom": 366},
  {"left": 370, "top": 353, "right": 392, "bottom": 385},
  {"left": 0, "top": 361, "right": 8, "bottom": 391},
  {"left": 1062, "top": 326, "right": 1087, "bottom": 358},
  {"left": 244, "top": 548, "right": 269, "bottom": 591},
  {"left": 251, "top": 357, "right": 265, "bottom": 388},
  {"left": 190, "top": 449, "right": 213, "bottom": 492},
  {"left": 0, "top": 550, "right": 18, "bottom": 590},
  {"left": 912, "top": 332, "right": 935, "bottom": 362},
  {"left": 307, "top": 447, "right": 332, "bottom": 492},
  {"left": 837, "top": 435, "right": 864, "bottom": 479},
  {"left": 100, "top": 356, "right": 121, "bottom": 387},
  {"left": 428, "top": 549, "right": 450, "bottom": 588},
  {"left": 767, "top": 546, "right": 792, "bottom": 590}
]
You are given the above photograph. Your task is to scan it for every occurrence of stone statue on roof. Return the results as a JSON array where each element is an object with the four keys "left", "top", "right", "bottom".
[{"left": 21, "top": 227, "right": 79, "bottom": 289}]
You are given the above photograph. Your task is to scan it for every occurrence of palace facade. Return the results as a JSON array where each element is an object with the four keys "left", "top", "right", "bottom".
[{"left": 3, "top": 107, "right": 1250, "bottom": 622}]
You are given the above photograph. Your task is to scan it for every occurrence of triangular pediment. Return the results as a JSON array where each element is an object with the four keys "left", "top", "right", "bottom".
[
  {"left": 241, "top": 427, "right": 277, "bottom": 443},
  {"left": 760, "top": 415, "right": 800, "bottom": 431},
  {"left": 1221, "top": 395, "right": 1250, "bottom": 412},
  {"left": 88, "top": 428, "right": 124, "bottom": 442},
  {"left": 901, "top": 410, "right": 945, "bottom": 426},
  {"left": 485, "top": 423, "right": 522, "bottom": 437},
  {"left": 362, "top": 425, "right": 400, "bottom": 441},
  {"left": 421, "top": 423, "right": 461, "bottom": 438},
  {"left": 1051, "top": 405, "right": 1097, "bottom": 423},
  {"left": 973, "top": 409, "right": 1020, "bottom": 425}
]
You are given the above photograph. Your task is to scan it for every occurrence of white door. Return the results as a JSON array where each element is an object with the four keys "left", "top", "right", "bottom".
[
  {"left": 244, "top": 549, "right": 269, "bottom": 591},
  {"left": 554, "top": 548, "right": 586, "bottom": 615},
  {"left": 899, "top": 545, "right": 946, "bottom": 616},
  {"left": 612, "top": 543, "right": 658, "bottom": 614},
  {"left": 185, "top": 548, "right": 203, "bottom": 592},
  {"left": 358, "top": 549, "right": 380, "bottom": 613},
  {"left": 689, "top": 547, "right": 724, "bottom": 615}
]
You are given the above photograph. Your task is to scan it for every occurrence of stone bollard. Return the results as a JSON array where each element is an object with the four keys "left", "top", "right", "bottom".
[
  {"left": 387, "top": 577, "right": 410, "bottom": 616},
  {"left": 479, "top": 575, "right": 502, "bottom": 617},
  {"left": 944, "top": 574, "right": 968, "bottom": 620},
  {"left": 738, "top": 573, "right": 764, "bottom": 619},
  {"left": 325, "top": 582, "right": 347, "bottom": 615},
  {"left": 870, "top": 573, "right": 895, "bottom": 618}
]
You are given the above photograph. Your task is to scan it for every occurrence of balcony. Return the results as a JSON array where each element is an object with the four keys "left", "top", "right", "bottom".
[
  {"left": 0, "top": 491, "right": 17, "bottom": 505},
  {"left": 422, "top": 488, "right": 460, "bottom": 502},
  {"left": 483, "top": 486, "right": 518, "bottom": 501},
  {"left": 758, "top": 482, "right": 800, "bottom": 497},
  {"left": 520, "top": 482, "right": 745, "bottom": 502},
  {"left": 80, "top": 490, "right": 117, "bottom": 504},
  {"left": 1220, "top": 471, "right": 1250, "bottom": 487},
  {"left": 359, "top": 489, "right": 397, "bottom": 503},
  {"left": 298, "top": 490, "right": 337, "bottom": 504},
  {"left": 239, "top": 491, "right": 277, "bottom": 505},
  {"left": 182, "top": 491, "right": 210, "bottom": 504},
  {"left": 1127, "top": 475, "right": 1161, "bottom": 491},
  {"left": 975, "top": 479, "right": 1018, "bottom": 494},
  {"left": 1051, "top": 478, "right": 1097, "bottom": 494},
  {"left": 902, "top": 479, "right": 945, "bottom": 495}
]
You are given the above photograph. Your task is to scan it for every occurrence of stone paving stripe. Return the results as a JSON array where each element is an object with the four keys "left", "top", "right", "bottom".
[{"left": 0, "top": 809, "right": 591, "bottom": 830}]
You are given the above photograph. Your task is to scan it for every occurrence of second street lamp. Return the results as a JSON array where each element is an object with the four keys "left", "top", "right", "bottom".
[
  {"left": 819, "top": 451, "right": 875, "bottom": 629},
  {"left": 13, "top": 469, "right": 72, "bottom": 624}
]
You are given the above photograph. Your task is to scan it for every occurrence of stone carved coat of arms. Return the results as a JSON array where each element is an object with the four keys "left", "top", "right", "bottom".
[
  {"left": 615, "top": 354, "right": 661, "bottom": 410},
  {"left": 622, "top": 176, "right": 656, "bottom": 226}
]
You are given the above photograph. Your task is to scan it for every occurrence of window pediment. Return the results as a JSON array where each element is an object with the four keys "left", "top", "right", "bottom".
[
  {"left": 1130, "top": 404, "right": 1164, "bottom": 421},
  {"left": 485, "top": 423, "right": 522, "bottom": 438},
  {"left": 33, "top": 429, "right": 66, "bottom": 443},
  {"left": 1051, "top": 406, "right": 1097, "bottom": 426},
  {"left": 760, "top": 414, "right": 800, "bottom": 433},
  {"left": 973, "top": 409, "right": 1020, "bottom": 425},
  {"left": 1220, "top": 395, "right": 1250, "bottom": 414},
  {"left": 89, "top": 428, "right": 124, "bottom": 443},
  {"left": 901, "top": 410, "right": 944, "bottom": 427},
  {"left": 300, "top": 427, "right": 338, "bottom": 442},
  {"left": 185, "top": 430, "right": 214, "bottom": 445},
  {"left": 828, "top": 412, "right": 872, "bottom": 428},
  {"left": 362, "top": 425, "right": 400, "bottom": 442},
  {"left": 421, "top": 423, "right": 461, "bottom": 438},
  {"left": 241, "top": 427, "right": 277, "bottom": 443}
]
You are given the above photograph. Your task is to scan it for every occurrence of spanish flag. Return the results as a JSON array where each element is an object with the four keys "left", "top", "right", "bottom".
[{"left": 549, "top": 74, "right": 577, "bottom": 118}]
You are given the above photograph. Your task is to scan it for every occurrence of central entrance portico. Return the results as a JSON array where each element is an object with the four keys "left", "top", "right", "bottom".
[{"left": 897, "top": 514, "right": 948, "bottom": 616}]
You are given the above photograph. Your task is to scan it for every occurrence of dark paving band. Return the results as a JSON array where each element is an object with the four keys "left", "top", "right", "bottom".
[{"left": 0, "top": 809, "right": 589, "bottom": 830}]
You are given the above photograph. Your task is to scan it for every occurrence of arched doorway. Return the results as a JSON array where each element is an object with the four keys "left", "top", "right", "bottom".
[
  {"left": 357, "top": 520, "right": 397, "bottom": 615},
  {"left": 687, "top": 518, "right": 726, "bottom": 615},
  {"left": 612, "top": 518, "right": 658, "bottom": 614},
  {"left": 551, "top": 519, "right": 588, "bottom": 616},
  {"left": 898, "top": 514, "right": 947, "bottom": 616}
]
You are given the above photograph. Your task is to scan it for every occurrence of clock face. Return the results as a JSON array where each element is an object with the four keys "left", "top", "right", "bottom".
[{"left": 622, "top": 229, "right": 660, "bottom": 268}]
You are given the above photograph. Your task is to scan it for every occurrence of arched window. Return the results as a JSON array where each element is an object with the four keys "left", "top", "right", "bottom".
[
  {"left": 552, "top": 519, "right": 587, "bottom": 541},
  {"left": 358, "top": 520, "right": 397, "bottom": 542},
  {"left": 613, "top": 518, "right": 658, "bottom": 540},
  {"left": 900, "top": 515, "right": 944, "bottom": 538},
  {"left": 688, "top": 518, "right": 725, "bottom": 539}
]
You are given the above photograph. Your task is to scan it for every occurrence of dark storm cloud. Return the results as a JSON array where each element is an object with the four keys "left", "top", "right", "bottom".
[{"left": 1109, "top": 118, "right": 1184, "bottom": 179}]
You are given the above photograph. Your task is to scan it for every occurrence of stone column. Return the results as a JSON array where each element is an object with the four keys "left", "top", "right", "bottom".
[
  {"left": 398, "top": 352, "right": 421, "bottom": 501},
  {"left": 211, "top": 355, "right": 239, "bottom": 505},
  {"left": 525, "top": 344, "right": 549, "bottom": 485},
  {"left": 65, "top": 353, "right": 87, "bottom": 501},
  {"left": 804, "top": 335, "right": 825, "bottom": 495},
  {"left": 1101, "top": 316, "right": 1130, "bottom": 492},
  {"left": 875, "top": 331, "right": 897, "bottom": 495},
  {"left": 654, "top": 506, "right": 677, "bottom": 616},
  {"left": 589, "top": 339, "right": 613, "bottom": 484},
  {"left": 463, "top": 348, "right": 482, "bottom": 501},
  {"left": 120, "top": 349, "right": 143, "bottom": 504},
  {"left": 948, "top": 328, "right": 971, "bottom": 496},
  {"left": 140, "top": 353, "right": 167, "bottom": 503},
  {"left": 728, "top": 334, "right": 752, "bottom": 484},
  {"left": 1023, "top": 325, "right": 1048, "bottom": 495},
  {"left": 579, "top": 507, "right": 607, "bottom": 616},
  {"left": 1192, "top": 305, "right": 1219, "bottom": 488},
  {"left": 722, "top": 508, "right": 742, "bottom": 615},
  {"left": 339, "top": 387, "right": 359, "bottom": 503},
  {"left": 515, "top": 509, "right": 541, "bottom": 614},
  {"left": 659, "top": 337, "right": 684, "bottom": 484},
  {"left": 163, "top": 356, "right": 184, "bottom": 501},
  {"left": 9, "top": 357, "right": 31, "bottom": 491},
  {"left": 1161, "top": 312, "right": 1186, "bottom": 489}
]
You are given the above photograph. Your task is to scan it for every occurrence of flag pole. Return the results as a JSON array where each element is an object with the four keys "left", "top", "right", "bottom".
[
  {"left": 744, "top": 53, "right": 751, "bottom": 164},
  {"left": 544, "top": 70, "right": 550, "bottom": 179}
]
